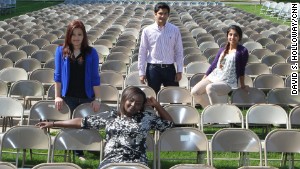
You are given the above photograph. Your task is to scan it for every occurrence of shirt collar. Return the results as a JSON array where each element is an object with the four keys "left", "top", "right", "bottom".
[{"left": 154, "top": 22, "right": 169, "bottom": 31}]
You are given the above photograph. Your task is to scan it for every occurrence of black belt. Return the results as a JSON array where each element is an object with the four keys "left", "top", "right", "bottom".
[{"left": 148, "top": 63, "right": 174, "bottom": 68}]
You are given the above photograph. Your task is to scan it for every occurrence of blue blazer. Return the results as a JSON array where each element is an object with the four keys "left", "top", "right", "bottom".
[{"left": 54, "top": 46, "right": 100, "bottom": 98}]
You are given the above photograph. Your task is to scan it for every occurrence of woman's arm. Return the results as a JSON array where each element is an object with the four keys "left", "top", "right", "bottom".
[
  {"left": 205, "top": 48, "right": 224, "bottom": 76},
  {"left": 55, "top": 82, "right": 64, "bottom": 110},
  {"left": 36, "top": 118, "right": 82, "bottom": 129},
  {"left": 239, "top": 75, "right": 246, "bottom": 88},
  {"left": 91, "top": 85, "right": 101, "bottom": 112},
  {"left": 146, "top": 97, "right": 173, "bottom": 122},
  {"left": 90, "top": 48, "right": 101, "bottom": 112}
]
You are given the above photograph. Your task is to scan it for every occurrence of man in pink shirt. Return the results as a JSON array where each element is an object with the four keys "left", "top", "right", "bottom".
[{"left": 138, "top": 2, "right": 184, "bottom": 94}]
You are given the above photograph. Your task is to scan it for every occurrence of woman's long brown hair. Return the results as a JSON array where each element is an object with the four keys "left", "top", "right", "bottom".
[{"left": 63, "top": 19, "right": 90, "bottom": 58}]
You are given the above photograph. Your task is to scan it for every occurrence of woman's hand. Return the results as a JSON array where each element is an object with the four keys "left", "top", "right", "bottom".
[
  {"left": 91, "top": 100, "right": 101, "bottom": 112},
  {"left": 36, "top": 121, "right": 53, "bottom": 129},
  {"left": 145, "top": 97, "right": 159, "bottom": 107},
  {"left": 241, "top": 85, "right": 250, "bottom": 93},
  {"left": 55, "top": 97, "right": 64, "bottom": 110}
]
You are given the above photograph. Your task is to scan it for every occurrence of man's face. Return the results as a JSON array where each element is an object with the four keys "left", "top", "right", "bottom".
[{"left": 155, "top": 8, "right": 169, "bottom": 25}]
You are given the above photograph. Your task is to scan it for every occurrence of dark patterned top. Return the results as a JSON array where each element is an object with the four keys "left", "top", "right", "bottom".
[{"left": 81, "top": 109, "right": 173, "bottom": 168}]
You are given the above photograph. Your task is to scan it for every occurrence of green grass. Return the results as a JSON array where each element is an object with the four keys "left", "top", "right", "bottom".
[
  {"left": 0, "top": 1, "right": 63, "bottom": 21},
  {"left": 229, "top": 4, "right": 290, "bottom": 26}
]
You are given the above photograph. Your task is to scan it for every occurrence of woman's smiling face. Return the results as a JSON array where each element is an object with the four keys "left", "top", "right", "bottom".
[{"left": 123, "top": 94, "right": 144, "bottom": 116}]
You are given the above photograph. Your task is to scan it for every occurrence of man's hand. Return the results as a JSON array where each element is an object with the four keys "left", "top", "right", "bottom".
[
  {"left": 140, "top": 75, "right": 147, "bottom": 84},
  {"left": 175, "top": 72, "right": 182, "bottom": 82}
]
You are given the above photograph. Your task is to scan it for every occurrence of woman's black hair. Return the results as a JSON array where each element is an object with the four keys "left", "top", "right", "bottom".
[
  {"left": 119, "top": 86, "right": 147, "bottom": 114},
  {"left": 154, "top": 2, "right": 170, "bottom": 14},
  {"left": 223, "top": 25, "right": 243, "bottom": 57}
]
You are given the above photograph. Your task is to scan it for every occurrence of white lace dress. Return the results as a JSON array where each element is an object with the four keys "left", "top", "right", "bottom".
[{"left": 207, "top": 51, "right": 237, "bottom": 88}]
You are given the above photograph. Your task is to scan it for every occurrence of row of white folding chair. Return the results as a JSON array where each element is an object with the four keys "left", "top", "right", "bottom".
[
  {"left": 1, "top": 100, "right": 298, "bottom": 168},
  {"left": 0, "top": 125, "right": 102, "bottom": 168},
  {"left": 159, "top": 126, "right": 300, "bottom": 168}
]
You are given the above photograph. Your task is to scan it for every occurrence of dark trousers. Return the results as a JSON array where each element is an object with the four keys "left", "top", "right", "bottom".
[
  {"left": 146, "top": 63, "right": 179, "bottom": 94},
  {"left": 63, "top": 96, "right": 94, "bottom": 157}
]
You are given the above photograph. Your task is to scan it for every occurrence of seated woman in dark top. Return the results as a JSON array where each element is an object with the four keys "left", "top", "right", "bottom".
[{"left": 36, "top": 86, "right": 174, "bottom": 168}]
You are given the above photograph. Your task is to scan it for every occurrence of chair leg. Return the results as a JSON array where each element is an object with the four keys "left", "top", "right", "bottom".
[
  {"left": 22, "top": 149, "right": 26, "bottom": 168},
  {"left": 197, "top": 151, "right": 205, "bottom": 164},
  {"left": 30, "top": 149, "right": 33, "bottom": 160},
  {"left": 16, "top": 149, "right": 19, "bottom": 167}
]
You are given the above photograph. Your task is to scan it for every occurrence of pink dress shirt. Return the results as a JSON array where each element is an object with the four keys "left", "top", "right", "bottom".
[{"left": 138, "top": 22, "right": 184, "bottom": 76}]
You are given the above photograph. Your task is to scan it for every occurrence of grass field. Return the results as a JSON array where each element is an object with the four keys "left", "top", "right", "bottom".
[
  {"left": 0, "top": 1, "right": 63, "bottom": 21},
  {"left": 229, "top": 4, "right": 290, "bottom": 26},
  {"left": 0, "top": 1, "right": 296, "bottom": 169}
]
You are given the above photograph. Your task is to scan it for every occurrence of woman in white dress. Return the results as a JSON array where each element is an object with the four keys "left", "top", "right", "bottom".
[{"left": 191, "top": 25, "right": 249, "bottom": 108}]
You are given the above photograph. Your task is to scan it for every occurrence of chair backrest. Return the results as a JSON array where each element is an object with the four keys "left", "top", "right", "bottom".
[
  {"left": 185, "top": 62, "right": 211, "bottom": 77},
  {"left": 44, "top": 58, "right": 55, "bottom": 69},
  {"left": 243, "top": 42, "right": 263, "bottom": 53},
  {"left": 92, "top": 45, "right": 110, "bottom": 56},
  {"left": 100, "top": 71, "right": 124, "bottom": 90},
  {"left": 201, "top": 104, "right": 244, "bottom": 130},
  {"left": 52, "top": 128, "right": 103, "bottom": 162},
  {"left": 170, "top": 164, "right": 216, "bottom": 169},
  {"left": 231, "top": 88, "right": 266, "bottom": 107},
  {"left": 72, "top": 102, "right": 111, "bottom": 118},
  {"left": 271, "top": 63, "right": 292, "bottom": 77},
  {"left": 29, "top": 68, "right": 54, "bottom": 84},
  {"left": 251, "top": 48, "right": 272, "bottom": 59},
  {"left": 0, "top": 162, "right": 17, "bottom": 169},
  {"left": 189, "top": 73, "right": 205, "bottom": 90},
  {"left": 101, "top": 60, "right": 127, "bottom": 75},
  {"left": 0, "top": 126, "right": 51, "bottom": 165},
  {"left": 253, "top": 74, "right": 284, "bottom": 91},
  {"left": 3, "top": 50, "right": 27, "bottom": 63},
  {"left": 199, "top": 41, "right": 219, "bottom": 52},
  {"left": 237, "top": 74, "right": 253, "bottom": 88},
  {"left": 128, "top": 61, "right": 138, "bottom": 73},
  {"left": 157, "top": 127, "right": 209, "bottom": 168},
  {"left": 135, "top": 85, "right": 156, "bottom": 99},
  {"left": 0, "top": 67, "right": 28, "bottom": 83},
  {"left": 0, "top": 97, "right": 24, "bottom": 130},
  {"left": 32, "top": 163, "right": 82, "bottom": 169},
  {"left": 41, "top": 44, "right": 58, "bottom": 55},
  {"left": 245, "top": 63, "right": 270, "bottom": 78},
  {"left": 266, "top": 88, "right": 300, "bottom": 107},
  {"left": 289, "top": 106, "right": 300, "bottom": 128},
  {"left": 14, "top": 58, "right": 42, "bottom": 73},
  {"left": 31, "top": 50, "right": 54, "bottom": 63},
  {"left": 246, "top": 104, "right": 288, "bottom": 129},
  {"left": 0, "top": 58, "right": 13, "bottom": 71},
  {"left": 264, "top": 129, "right": 300, "bottom": 166},
  {"left": 183, "top": 54, "right": 207, "bottom": 67},
  {"left": 261, "top": 54, "right": 285, "bottom": 67},
  {"left": 210, "top": 128, "right": 262, "bottom": 166},
  {"left": 99, "top": 84, "right": 120, "bottom": 108},
  {"left": 28, "top": 100, "right": 70, "bottom": 125},
  {"left": 101, "top": 163, "right": 150, "bottom": 169},
  {"left": 164, "top": 104, "right": 200, "bottom": 128},
  {"left": 125, "top": 71, "right": 144, "bottom": 86},
  {"left": 157, "top": 86, "right": 193, "bottom": 106},
  {"left": 8, "top": 80, "right": 44, "bottom": 100},
  {"left": 106, "top": 52, "right": 131, "bottom": 65}
]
